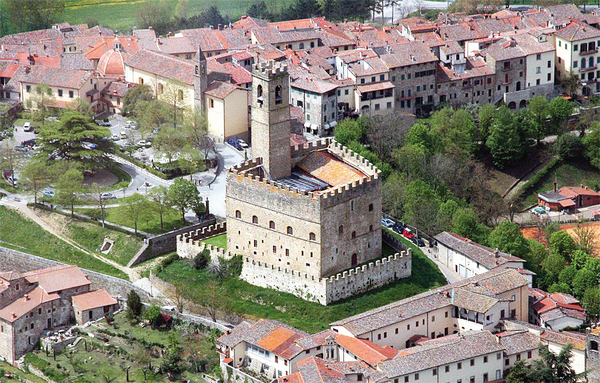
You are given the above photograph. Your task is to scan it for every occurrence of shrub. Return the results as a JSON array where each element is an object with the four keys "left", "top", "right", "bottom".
[
  {"left": 194, "top": 249, "right": 210, "bottom": 270},
  {"left": 554, "top": 134, "right": 584, "bottom": 160},
  {"left": 126, "top": 290, "right": 142, "bottom": 319}
]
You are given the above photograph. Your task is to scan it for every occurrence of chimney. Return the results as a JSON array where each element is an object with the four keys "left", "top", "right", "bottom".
[
  {"left": 218, "top": 24, "right": 223, "bottom": 30},
  {"left": 11, "top": 312, "right": 16, "bottom": 319},
  {"left": 241, "top": 15, "right": 247, "bottom": 19},
  {"left": 24, "top": 294, "right": 29, "bottom": 301},
  {"left": 494, "top": 248, "right": 500, "bottom": 258},
  {"left": 553, "top": 181, "right": 557, "bottom": 192}
]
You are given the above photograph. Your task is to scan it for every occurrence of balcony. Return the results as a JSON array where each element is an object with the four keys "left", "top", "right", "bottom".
[
  {"left": 501, "top": 65, "right": 513, "bottom": 72},
  {"left": 360, "top": 90, "right": 393, "bottom": 101},
  {"left": 580, "top": 65, "right": 598, "bottom": 73},
  {"left": 580, "top": 49, "right": 598, "bottom": 56}
]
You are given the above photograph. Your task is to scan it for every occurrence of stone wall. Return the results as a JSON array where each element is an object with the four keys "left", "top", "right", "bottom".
[
  {"left": 127, "top": 217, "right": 217, "bottom": 267},
  {"left": 240, "top": 248, "right": 412, "bottom": 305},
  {"left": 177, "top": 222, "right": 228, "bottom": 259}
]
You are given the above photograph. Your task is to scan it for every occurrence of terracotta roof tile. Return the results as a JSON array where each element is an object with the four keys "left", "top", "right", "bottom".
[
  {"left": 125, "top": 49, "right": 195, "bottom": 85},
  {"left": 71, "top": 289, "right": 117, "bottom": 311},
  {"left": 23, "top": 265, "right": 91, "bottom": 293},
  {"left": 297, "top": 151, "right": 365, "bottom": 188}
]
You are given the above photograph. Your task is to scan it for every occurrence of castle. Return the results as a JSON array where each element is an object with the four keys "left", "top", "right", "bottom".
[{"left": 221, "top": 60, "right": 411, "bottom": 304}]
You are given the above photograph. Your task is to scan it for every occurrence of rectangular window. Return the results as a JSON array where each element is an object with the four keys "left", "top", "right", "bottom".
[
  {"left": 380, "top": 74, "right": 385, "bottom": 81},
  {"left": 536, "top": 53, "right": 541, "bottom": 60},
  {"left": 26, "top": 85, "right": 31, "bottom": 92},
  {"left": 69, "top": 90, "right": 74, "bottom": 98},
  {"left": 457, "top": 363, "right": 462, "bottom": 370},
  {"left": 58, "top": 89, "right": 63, "bottom": 97},
  {"left": 574, "top": 44, "right": 578, "bottom": 51}
]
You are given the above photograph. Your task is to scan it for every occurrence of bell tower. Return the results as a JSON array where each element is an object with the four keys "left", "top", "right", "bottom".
[
  {"left": 194, "top": 46, "right": 207, "bottom": 112},
  {"left": 250, "top": 60, "right": 291, "bottom": 180}
]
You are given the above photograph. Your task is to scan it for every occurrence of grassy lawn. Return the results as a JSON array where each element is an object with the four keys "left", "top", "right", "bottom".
[
  {"left": 78, "top": 205, "right": 185, "bottom": 234},
  {"left": 24, "top": 311, "right": 215, "bottom": 383},
  {"left": 61, "top": 0, "right": 293, "bottom": 33},
  {"left": 159, "top": 235, "right": 446, "bottom": 333},
  {"left": 0, "top": 361, "right": 47, "bottom": 383},
  {"left": 519, "top": 159, "right": 600, "bottom": 207},
  {"left": 65, "top": 218, "right": 143, "bottom": 266},
  {"left": 201, "top": 233, "right": 227, "bottom": 249},
  {"left": 0, "top": 206, "right": 128, "bottom": 279}
]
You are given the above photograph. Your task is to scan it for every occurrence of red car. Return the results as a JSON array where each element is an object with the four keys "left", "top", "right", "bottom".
[{"left": 403, "top": 228, "right": 415, "bottom": 239}]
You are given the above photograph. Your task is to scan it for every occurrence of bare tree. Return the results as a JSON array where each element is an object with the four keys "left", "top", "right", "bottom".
[
  {"left": 574, "top": 224, "right": 597, "bottom": 256},
  {"left": 88, "top": 182, "right": 108, "bottom": 227},
  {"left": 0, "top": 138, "right": 25, "bottom": 187}
]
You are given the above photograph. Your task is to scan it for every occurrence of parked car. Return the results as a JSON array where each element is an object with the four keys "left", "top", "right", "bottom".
[
  {"left": 3, "top": 171, "right": 17, "bottom": 187},
  {"left": 82, "top": 142, "right": 97, "bottom": 150},
  {"left": 403, "top": 228, "right": 415, "bottom": 239},
  {"left": 96, "top": 120, "right": 111, "bottom": 127},
  {"left": 14, "top": 145, "right": 29, "bottom": 152},
  {"left": 23, "top": 122, "right": 32, "bottom": 132},
  {"left": 392, "top": 222, "right": 404, "bottom": 234},
  {"left": 21, "top": 138, "right": 37, "bottom": 147},
  {"left": 237, "top": 139, "right": 249, "bottom": 149},
  {"left": 137, "top": 140, "right": 147, "bottom": 148},
  {"left": 100, "top": 192, "right": 116, "bottom": 200},
  {"left": 226, "top": 138, "right": 242, "bottom": 150},
  {"left": 43, "top": 188, "right": 55, "bottom": 198},
  {"left": 381, "top": 218, "right": 394, "bottom": 228},
  {"left": 411, "top": 237, "right": 425, "bottom": 247},
  {"left": 120, "top": 131, "right": 127, "bottom": 139},
  {"left": 111, "top": 133, "right": 119, "bottom": 141}
]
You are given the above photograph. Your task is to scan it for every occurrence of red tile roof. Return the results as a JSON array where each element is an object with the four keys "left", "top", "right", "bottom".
[
  {"left": 204, "top": 81, "right": 244, "bottom": 99},
  {"left": 297, "top": 151, "right": 366, "bottom": 188},
  {"left": 0, "top": 286, "right": 60, "bottom": 323},
  {"left": 559, "top": 186, "right": 600, "bottom": 198},
  {"left": 125, "top": 49, "right": 195, "bottom": 85},
  {"left": 335, "top": 334, "right": 398, "bottom": 366},
  {"left": 23, "top": 265, "right": 91, "bottom": 294},
  {"left": 71, "top": 289, "right": 117, "bottom": 311}
]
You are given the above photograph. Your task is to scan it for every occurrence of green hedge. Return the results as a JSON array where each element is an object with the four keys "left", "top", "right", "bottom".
[
  {"left": 514, "top": 156, "right": 562, "bottom": 203},
  {"left": 115, "top": 151, "right": 168, "bottom": 180}
]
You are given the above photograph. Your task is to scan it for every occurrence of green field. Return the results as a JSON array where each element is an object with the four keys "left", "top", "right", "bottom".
[
  {"left": 201, "top": 233, "right": 227, "bottom": 249},
  {"left": 0, "top": 206, "right": 128, "bottom": 279},
  {"left": 78, "top": 204, "right": 185, "bottom": 234},
  {"left": 61, "top": 0, "right": 293, "bottom": 32},
  {"left": 520, "top": 159, "right": 600, "bottom": 207},
  {"left": 159, "top": 233, "right": 446, "bottom": 333}
]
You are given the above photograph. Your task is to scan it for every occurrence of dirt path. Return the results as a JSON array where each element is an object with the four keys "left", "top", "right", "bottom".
[{"left": 1, "top": 200, "right": 139, "bottom": 281}]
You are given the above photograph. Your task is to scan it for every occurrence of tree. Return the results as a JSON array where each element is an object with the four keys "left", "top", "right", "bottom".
[
  {"left": 583, "top": 287, "right": 600, "bottom": 320},
  {"left": 561, "top": 73, "right": 581, "bottom": 99},
  {"left": 571, "top": 249, "right": 591, "bottom": 270},
  {"left": 0, "top": 139, "right": 25, "bottom": 187},
  {"left": 548, "top": 97, "right": 574, "bottom": 134},
  {"left": 117, "top": 193, "right": 151, "bottom": 235},
  {"left": 486, "top": 107, "right": 524, "bottom": 168},
  {"left": 168, "top": 178, "right": 199, "bottom": 222},
  {"left": 21, "top": 159, "right": 53, "bottom": 205},
  {"left": 27, "top": 84, "right": 55, "bottom": 127},
  {"left": 143, "top": 304, "right": 162, "bottom": 328},
  {"left": 161, "top": 79, "right": 188, "bottom": 128},
  {"left": 149, "top": 186, "right": 170, "bottom": 230},
  {"left": 549, "top": 231, "right": 576, "bottom": 262},
  {"left": 67, "top": 98, "right": 94, "bottom": 118},
  {"left": 127, "top": 290, "right": 142, "bottom": 319},
  {"left": 554, "top": 134, "right": 583, "bottom": 160},
  {"left": 181, "top": 109, "right": 209, "bottom": 150},
  {"left": 575, "top": 100, "right": 597, "bottom": 137},
  {"left": 135, "top": 99, "right": 169, "bottom": 137},
  {"left": 526, "top": 239, "right": 548, "bottom": 282},
  {"left": 5, "top": 0, "right": 65, "bottom": 33},
  {"left": 56, "top": 168, "right": 83, "bottom": 217},
  {"left": 477, "top": 103, "right": 497, "bottom": 143},
  {"left": 38, "top": 111, "right": 114, "bottom": 170},
  {"left": 89, "top": 183, "right": 108, "bottom": 227},
  {"left": 247, "top": 1, "right": 272, "bottom": 19},
  {"left": 572, "top": 268, "right": 596, "bottom": 299},
  {"left": 583, "top": 122, "right": 600, "bottom": 169},
  {"left": 365, "top": 111, "right": 414, "bottom": 162},
  {"left": 123, "top": 84, "right": 154, "bottom": 116},
  {"left": 488, "top": 221, "right": 530, "bottom": 258},
  {"left": 178, "top": 145, "right": 205, "bottom": 180},
  {"left": 402, "top": 180, "right": 440, "bottom": 236},
  {"left": 382, "top": 172, "right": 405, "bottom": 217},
  {"left": 201, "top": 279, "right": 225, "bottom": 322},
  {"left": 528, "top": 95, "right": 549, "bottom": 144},
  {"left": 506, "top": 360, "right": 531, "bottom": 383},
  {"left": 135, "top": 0, "right": 172, "bottom": 35},
  {"left": 542, "top": 254, "right": 567, "bottom": 287},
  {"left": 573, "top": 224, "right": 596, "bottom": 256},
  {"left": 155, "top": 125, "right": 185, "bottom": 164},
  {"left": 133, "top": 345, "right": 151, "bottom": 380},
  {"left": 558, "top": 265, "right": 577, "bottom": 289},
  {"left": 175, "top": 0, "right": 189, "bottom": 19},
  {"left": 334, "top": 117, "right": 366, "bottom": 146},
  {"left": 451, "top": 210, "right": 487, "bottom": 244}
]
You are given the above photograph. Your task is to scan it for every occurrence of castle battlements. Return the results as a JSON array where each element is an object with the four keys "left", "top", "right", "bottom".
[
  {"left": 290, "top": 137, "right": 332, "bottom": 158},
  {"left": 178, "top": 222, "right": 227, "bottom": 244},
  {"left": 253, "top": 60, "right": 288, "bottom": 77},
  {"left": 325, "top": 249, "right": 411, "bottom": 282},
  {"left": 328, "top": 140, "right": 381, "bottom": 177}
]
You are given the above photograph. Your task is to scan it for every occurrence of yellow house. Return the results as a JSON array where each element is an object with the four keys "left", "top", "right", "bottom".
[
  {"left": 124, "top": 49, "right": 195, "bottom": 111},
  {"left": 204, "top": 81, "right": 249, "bottom": 142},
  {"left": 17, "top": 66, "right": 97, "bottom": 110}
]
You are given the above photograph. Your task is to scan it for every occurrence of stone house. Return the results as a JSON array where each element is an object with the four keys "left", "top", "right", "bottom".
[
  {"left": 0, "top": 265, "right": 94, "bottom": 364},
  {"left": 290, "top": 77, "right": 338, "bottom": 136},
  {"left": 529, "top": 289, "right": 586, "bottom": 330},
  {"left": 71, "top": 289, "right": 119, "bottom": 325}
]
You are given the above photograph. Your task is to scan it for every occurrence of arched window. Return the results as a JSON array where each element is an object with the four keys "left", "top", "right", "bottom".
[
  {"left": 369, "top": 224, "right": 373, "bottom": 232},
  {"left": 178, "top": 89, "right": 184, "bottom": 101},
  {"left": 252, "top": 215, "right": 258, "bottom": 224},
  {"left": 299, "top": 42, "right": 305, "bottom": 49},
  {"left": 158, "top": 83, "right": 163, "bottom": 95},
  {"left": 287, "top": 226, "right": 293, "bottom": 235},
  {"left": 581, "top": 58, "right": 586, "bottom": 69},
  {"left": 589, "top": 57, "right": 594, "bottom": 68},
  {"left": 309, "top": 232, "right": 316, "bottom": 241},
  {"left": 275, "top": 85, "right": 282, "bottom": 105},
  {"left": 339, "top": 225, "right": 344, "bottom": 235},
  {"left": 351, "top": 231, "right": 356, "bottom": 239},
  {"left": 269, "top": 221, "right": 275, "bottom": 229},
  {"left": 368, "top": 203, "right": 373, "bottom": 212},
  {"left": 235, "top": 210, "right": 241, "bottom": 219}
]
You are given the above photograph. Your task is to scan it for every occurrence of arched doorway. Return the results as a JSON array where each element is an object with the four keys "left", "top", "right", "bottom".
[
  {"left": 516, "top": 81, "right": 521, "bottom": 91},
  {"left": 351, "top": 254, "right": 358, "bottom": 266},
  {"left": 508, "top": 101, "right": 516, "bottom": 109},
  {"left": 519, "top": 100, "right": 527, "bottom": 108}
]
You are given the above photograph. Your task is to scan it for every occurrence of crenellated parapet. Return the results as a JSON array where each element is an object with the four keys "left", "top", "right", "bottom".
[
  {"left": 177, "top": 223, "right": 230, "bottom": 260},
  {"left": 327, "top": 140, "right": 381, "bottom": 177},
  {"left": 239, "top": 249, "right": 411, "bottom": 305},
  {"left": 290, "top": 137, "right": 332, "bottom": 160},
  {"left": 253, "top": 60, "right": 288, "bottom": 78}
]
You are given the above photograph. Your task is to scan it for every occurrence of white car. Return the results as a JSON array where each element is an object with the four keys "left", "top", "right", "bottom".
[
  {"left": 137, "top": 140, "right": 147, "bottom": 147},
  {"left": 120, "top": 131, "right": 127, "bottom": 139},
  {"left": 238, "top": 139, "right": 249, "bottom": 149},
  {"left": 100, "top": 192, "right": 116, "bottom": 200},
  {"left": 111, "top": 133, "right": 119, "bottom": 141},
  {"left": 7, "top": 176, "right": 17, "bottom": 187},
  {"left": 23, "top": 122, "right": 32, "bottom": 132}
]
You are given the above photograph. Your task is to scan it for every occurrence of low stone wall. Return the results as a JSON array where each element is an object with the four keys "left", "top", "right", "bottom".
[
  {"left": 240, "top": 249, "right": 412, "bottom": 305},
  {"left": 177, "top": 223, "right": 228, "bottom": 260},
  {"left": 223, "top": 363, "right": 268, "bottom": 383},
  {"left": 127, "top": 217, "right": 217, "bottom": 267}
]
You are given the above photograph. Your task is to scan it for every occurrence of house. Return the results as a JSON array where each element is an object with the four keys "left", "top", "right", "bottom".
[
  {"left": 204, "top": 81, "right": 249, "bottom": 142},
  {"left": 529, "top": 288, "right": 586, "bottom": 330},
  {"left": 16, "top": 66, "right": 97, "bottom": 110},
  {"left": 538, "top": 183, "right": 600, "bottom": 212},
  {"left": 71, "top": 289, "right": 118, "bottom": 325},
  {"left": 330, "top": 268, "right": 530, "bottom": 351},
  {"left": 434, "top": 232, "right": 525, "bottom": 279},
  {"left": 290, "top": 76, "right": 338, "bottom": 136},
  {"left": 0, "top": 265, "right": 105, "bottom": 364},
  {"left": 551, "top": 21, "right": 600, "bottom": 96}
]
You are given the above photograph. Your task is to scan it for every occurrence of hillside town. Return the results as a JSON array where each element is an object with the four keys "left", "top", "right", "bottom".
[{"left": 0, "top": 0, "right": 600, "bottom": 382}]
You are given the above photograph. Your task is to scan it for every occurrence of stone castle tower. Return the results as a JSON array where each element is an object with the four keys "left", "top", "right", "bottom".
[
  {"left": 194, "top": 46, "right": 207, "bottom": 112},
  {"left": 250, "top": 61, "right": 291, "bottom": 180}
]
